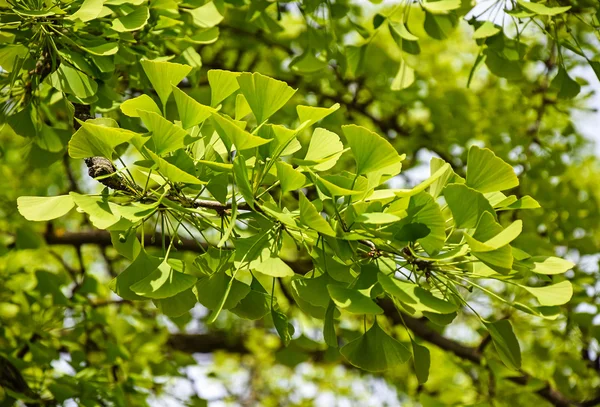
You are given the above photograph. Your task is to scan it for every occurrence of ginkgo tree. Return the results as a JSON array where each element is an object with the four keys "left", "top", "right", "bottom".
[
  {"left": 17, "top": 59, "right": 574, "bottom": 380},
  {"left": 2, "top": 0, "right": 600, "bottom": 405}
]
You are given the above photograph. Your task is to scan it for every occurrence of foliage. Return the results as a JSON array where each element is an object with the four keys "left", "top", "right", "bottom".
[{"left": 1, "top": 0, "right": 600, "bottom": 406}]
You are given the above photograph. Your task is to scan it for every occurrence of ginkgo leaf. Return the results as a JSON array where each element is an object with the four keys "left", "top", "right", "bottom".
[
  {"left": 484, "top": 320, "right": 521, "bottom": 370},
  {"left": 120, "top": 95, "right": 161, "bottom": 117},
  {"left": 138, "top": 110, "right": 189, "bottom": 155},
  {"left": 235, "top": 94, "right": 252, "bottom": 120},
  {"left": 130, "top": 261, "right": 197, "bottom": 299},
  {"left": 297, "top": 103, "right": 340, "bottom": 127},
  {"left": 327, "top": 285, "right": 383, "bottom": 314},
  {"left": 298, "top": 128, "right": 345, "bottom": 171},
  {"left": 314, "top": 174, "right": 364, "bottom": 197},
  {"left": 17, "top": 195, "right": 75, "bottom": 221},
  {"left": 466, "top": 146, "right": 519, "bottom": 193},
  {"left": 237, "top": 72, "right": 297, "bottom": 123},
  {"left": 68, "top": 122, "right": 138, "bottom": 159},
  {"left": 49, "top": 63, "right": 97, "bottom": 99},
  {"left": 195, "top": 271, "right": 250, "bottom": 310},
  {"left": 70, "top": 192, "right": 122, "bottom": 230},
  {"left": 522, "top": 281, "right": 573, "bottom": 306},
  {"left": 207, "top": 69, "right": 241, "bottom": 106},
  {"left": 342, "top": 125, "right": 402, "bottom": 175},
  {"left": 153, "top": 288, "right": 197, "bottom": 317},
  {"left": 211, "top": 113, "right": 272, "bottom": 151},
  {"left": 276, "top": 161, "right": 306, "bottom": 194},
  {"left": 473, "top": 21, "right": 501, "bottom": 39},
  {"left": 141, "top": 59, "right": 192, "bottom": 108},
  {"left": 444, "top": 183, "right": 495, "bottom": 229},
  {"left": 517, "top": 0, "right": 570, "bottom": 15},
  {"left": 412, "top": 340, "right": 430, "bottom": 384},
  {"left": 146, "top": 149, "right": 204, "bottom": 185},
  {"left": 356, "top": 213, "right": 401, "bottom": 224},
  {"left": 464, "top": 218, "right": 522, "bottom": 252},
  {"left": 391, "top": 59, "right": 415, "bottom": 91},
  {"left": 422, "top": 0, "right": 461, "bottom": 14},
  {"left": 185, "top": 1, "right": 223, "bottom": 28},
  {"left": 298, "top": 193, "right": 336, "bottom": 237},
  {"left": 109, "top": 249, "right": 162, "bottom": 300},
  {"left": 172, "top": 86, "right": 215, "bottom": 129},
  {"left": 389, "top": 21, "right": 418, "bottom": 41},
  {"left": 527, "top": 256, "right": 574, "bottom": 275},
  {"left": 111, "top": 6, "right": 149, "bottom": 32},
  {"left": 378, "top": 273, "right": 458, "bottom": 314},
  {"left": 394, "top": 163, "right": 450, "bottom": 197},
  {"left": 68, "top": 0, "right": 103, "bottom": 22},
  {"left": 340, "top": 320, "right": 411, "bottom": 372},
  {"left": 253, "top": 256, "right": 295, "bottom": 277}
]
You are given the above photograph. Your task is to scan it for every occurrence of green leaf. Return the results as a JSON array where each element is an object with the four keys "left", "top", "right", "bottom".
[
  {"left": 146, "top": 149, "right": 204, "bottom": 184},
  {"left": 297, "top": 103, "right": 340, "bottom": 127},
  {"left": 79, "top": 39, "right": 119, "bottom": 56},
  {"left": 422, "top": 0, "right": 461, "bottom": 14},
  {"left": 111, "top": 6, "right": 150, "bottom": 32},
  {"left": 378, "top": 273, "right": 458, "bottom": 314},
  {"left": 237, "top": 72, "right": 297, "bottom": 123},
  {"left": 340, "top": 320, "right": 411, "bottom": 372},
  {"left": 314, "top": 173, "right": 364, "bottom": 198},
  {"left": 0, "top": 45, "right": 28, "bottom": 72},
  {"left": 299, "top": 193, "right": 336, "bottom": 237},
  {"left": 185, "top": 1, "right": 224, "bottom": 28},
  {"left": 298, "top": 128, "right": 345, "bottom": 171},
  {"left": 272, "top": 309, "right": 294, "bottom": 346},
  {"left": 253, "top": 256, "right": 295, "bottom": 277},
  {"left": 110, "top": 230, "right": 141, "bottom": 261},
  {"left": 527, "top": 256, "right": 574, "bottom": 275},
  {"left": 356, "top": 213, "right": 401, "bottom": 225},
  {"left": 49, "top": 63, "right": 97, "bottom": 99},
  {"left": 138, "top": 110, "right": 189, "bottom": 155},
  {"left": 196, "top": 272, "right": 251, "bottom": 310},
  {"left": 466, "top": 146, "right": 519, "bottom": 193},
  {"left": 473, "top": 21, "right": 501, "bottom": 39},
  {"left": 464, "top": 218, "right": 523, "bottom": 252},
  {"left": 120, "top": 95, "right": 161, "bottom": 117},
  {"left": 207, "top": 70, "right": 241, "bottom": 107},
  {"left": 233, "top": 154, "right": 254, "bottom": 208},
  {"left": 69, "top": 122, "right": 137, "bottom": 159},
  {"left": 291, "top": 274, "right": 333, "bottom": 309},
  {"left": 67, "top": 0, "right": 103, "bottom": 22},
  {"left": 235, "top": 94, "right": 252, "bottom": 120},
  {"left": 444, "top": 183, "right": 495, "bottom": 229},
  {"left": 130, "top": 261, "right": 197, "bottom": 299},
  {"left": 551, "top": 67, "right": 581, "bottom": 99},
  {"left": 109, "top": 249, "right": 162, "bottom": 300},
  {"left": 393, "top": 163, "right": 451, "bottom": 198},
  {"left": 484, "top": 320, "right": 521, "bottom": 370},
  {"left": 17, "top": 195, "right": 75, "bottom": 221},
  {"left": 395, "top": 192, "right": 446, "bottom": 254},
  {"left": 327, "top": 285, "right": 384, "bottom": 314},
  {"left": 141, "top": 59, "right": 192, "bottom": 108},
  {"left": 153, "top": 288, "right": 196, "bottom": 317},
  {"left": 412, "top": 340, "right": 430, "bottom": 384},
  {"left": 276, "top": 161, "right": 306, "bottom": 194},
  {"left": 342, "top": 125, "right": 402, "bottom": 175},
  {"left": 516, "top": 0, "right": 570, "bottom": 15},
  {"left": 389, "top": 21, "right": 419, "bottom": 41},
  {"left": 290, "top": 52, "right": 328, "bottom": 74},
  {"left": 391, "top": 58, "right": 415, "bottom": 91},
  {"left": 231, "top": 281, "right": 271, "bottom": 320},
  {"left": 324, "top": 301, "right": 338, "bottom": 347},
  {"left": 69, "top": 192, "right": 122, "bottom": 229},
  {"left": 212, "top": 113, "right": 272, "bottom": 151},
  {"left": 424, "top": 12, "right": 457, "bottom": 40},
  {"left": 522, "top": 281, "right": 573, "bottom": 306}
]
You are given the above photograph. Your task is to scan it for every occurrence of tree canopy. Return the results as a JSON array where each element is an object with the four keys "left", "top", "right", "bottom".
[{"left": 1, "top": 0, "right": 599, "bottom": 406}]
